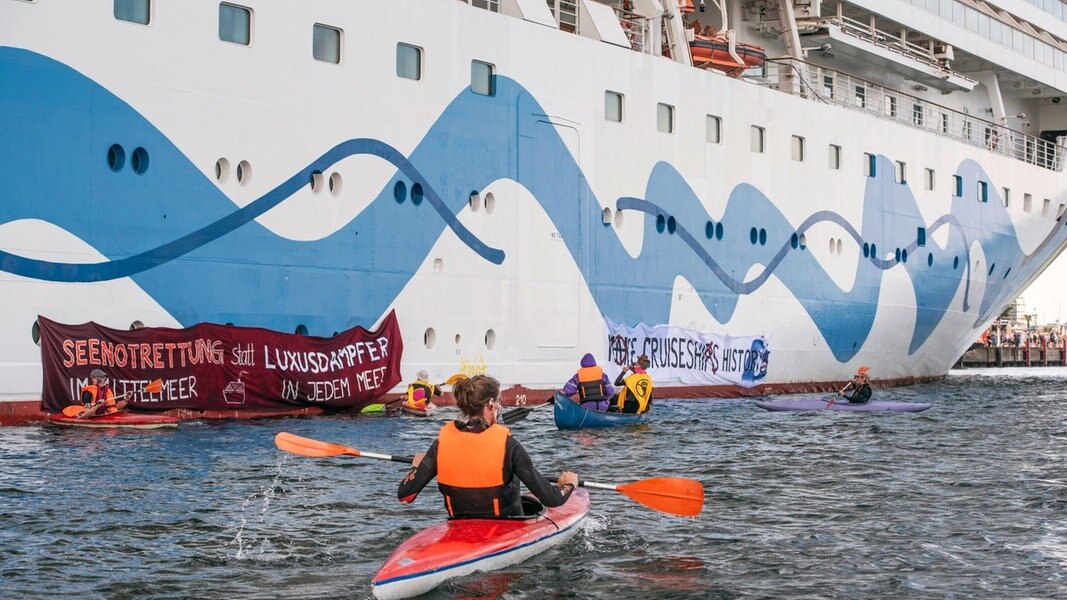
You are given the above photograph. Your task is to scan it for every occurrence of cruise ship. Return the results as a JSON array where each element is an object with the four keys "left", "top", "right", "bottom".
[{"left": 2, "top": 0, "right": 1065, "bottom": 423}]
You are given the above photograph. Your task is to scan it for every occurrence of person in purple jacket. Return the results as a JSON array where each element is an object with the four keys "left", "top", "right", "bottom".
[{"left": 560, "top": 353, "right": 614, "bottom": 412}]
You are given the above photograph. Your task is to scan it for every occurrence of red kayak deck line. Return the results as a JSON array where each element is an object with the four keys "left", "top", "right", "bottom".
[
  {"left": 372, "top": 489, "right": 590, "bottom": 600},
  {"left": 48, "top": 412, "right": 180, "bottom": 429}
]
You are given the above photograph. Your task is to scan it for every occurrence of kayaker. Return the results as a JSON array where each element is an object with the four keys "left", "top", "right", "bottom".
[
  {"left": 403, "top": 369, "right": 441, "bottom": 411},
  {"left": 560, "top": 353, "right": 614, "bottom": 412},
  {"left": 80, "top": 368, "right": 126, "bottom": 417},
  {"left": 609, "top": 354, "right": 653, "bottom": 414},
  {"left": 398, "top": 374, "right": 579, "bottom": 518},
  {"left": 842, "top": 366, "right": 872, "bottom": 404}
]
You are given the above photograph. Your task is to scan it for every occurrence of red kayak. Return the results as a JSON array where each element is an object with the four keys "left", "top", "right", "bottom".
[
  {"left": 371, "top": 490, "right": 590, "bottom": 599},
  {"left": 49, "top": 411, "right": 179, "bottom": 429}
]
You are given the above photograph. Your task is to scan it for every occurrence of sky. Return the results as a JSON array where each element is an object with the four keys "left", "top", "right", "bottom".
[{"left": 1018, "top": 251, "right": 1067, "bottom": 325}]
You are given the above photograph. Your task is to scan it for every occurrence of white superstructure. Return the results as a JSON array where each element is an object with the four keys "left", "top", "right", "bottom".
[{"left": 1, "top": 0, "right": 1065, "bottom": 418}]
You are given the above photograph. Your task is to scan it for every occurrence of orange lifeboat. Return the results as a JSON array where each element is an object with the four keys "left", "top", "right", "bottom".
[{"left": 689, "top": 33, "right": 766, "bottom": 77}]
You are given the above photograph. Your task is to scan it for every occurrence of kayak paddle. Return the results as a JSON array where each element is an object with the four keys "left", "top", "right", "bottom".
[
  {"left": 274, "top": 432, "right": 705, "bottom": 517},
  {"left": 61, "top": 378, "right": 164, "bottom": 418},
  {"left": 500, "top": 395, "right": 556, "bottom": 425}
]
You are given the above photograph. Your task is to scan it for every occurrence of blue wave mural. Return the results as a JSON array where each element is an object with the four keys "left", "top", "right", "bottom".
[{"left": 0, "top": 47, "right": 1064, "bottom": 362}]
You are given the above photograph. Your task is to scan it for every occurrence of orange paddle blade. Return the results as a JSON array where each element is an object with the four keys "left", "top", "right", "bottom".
[
  {"left": 144, "top": 379, "right": 163, "bottom": 394},
  {"left": 444, "top": 373, "right": 467, "bottom": 386},
  {"left": 274, "top": 432, "right": 362, "bottom": 458},
  {"left": 61, "top": 405, "right": 87, "bottom": 417},
  {"left": 616, "top": 477, "right": 705, "bottom": 517}
]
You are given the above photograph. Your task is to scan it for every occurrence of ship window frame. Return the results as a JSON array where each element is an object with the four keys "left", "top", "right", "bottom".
[
  {"left": 219, "top": 2, "right": 252, "bottom": 46},
  {"left": 750, "top": 125, "right": 765, "bottom": 154},
  {"left": 1042, "top": 198, "right": 1050, "bottom": 216},
  {"left": 471, "top": 60, "right": 495, "bottom": 96},
  {"left": 791, "top": 135, "right": 805, "bottom": 162},
  {"left": 656, "top": 102, "right": 674, "bottom": 134},
  {"left": 978, "top": 180, "right": 989, "bottom": 203},
  {"left": 114, "top": 0, "right": 151, "bottom": 25},
  {"left": 312, "top": 23, "right": 342, "bottom": 64},
  {"left": 863, "top": 152, "right": 876, "bottom": 177},
  {"left": 925, "top": 168, "right": 935, "bottom": 190},
  {"left": 895, "top": 161, "right": 906, "bottom": 184},
  {"left": 828, "top": 144, "right": 841, "bottom": 170},
  {"left": 396, "top": 42, "right": 422, "bottom": 81},
  {"left": 706, "top": 114, "right": 721, "bottom": 144},
  {"left": 1024, "top": 193, "right": 1032, "bottom": 212},
  {"left": 1002, "top": 187, "right": 1010, "bottom": 208},
  {"left": 917, "top": 227, "right": 926, "bottom": 247},
  {"left": 953, "top": 175, "right": 963, "bottom": 197},
  {"left": 605, "top": 91, "right": 624, "bottom": 123}
]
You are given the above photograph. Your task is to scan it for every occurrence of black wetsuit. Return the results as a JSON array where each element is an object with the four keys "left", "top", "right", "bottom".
[
  {"left": 397, "top": 419, "right": 572, "bottom": 517},
  {"left": 845, "top": 383, "right": 872, "bottom": 404}
]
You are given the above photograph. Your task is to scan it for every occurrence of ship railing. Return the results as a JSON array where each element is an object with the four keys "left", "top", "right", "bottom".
[
  {"left": 828, "top": 14, "right": 946, "bottom": 72},
  {"left": 612, "top": 6, "right": 648, "bottom": 53},
  {"left": 463, "top": 0, "right": 501, "bottom": 13},
  {"left": 762, "top": 58, "right": 1065, "bottom": 172}
]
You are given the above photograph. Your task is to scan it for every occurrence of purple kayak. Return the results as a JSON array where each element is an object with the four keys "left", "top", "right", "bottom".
[{"left": 755, "top": 398, "right": 931, "bottom": 412}]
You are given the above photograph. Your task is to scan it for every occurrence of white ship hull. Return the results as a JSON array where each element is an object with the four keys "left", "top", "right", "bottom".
[{"left": 1, "top": 0, "right": 1065, "bottom": 420}]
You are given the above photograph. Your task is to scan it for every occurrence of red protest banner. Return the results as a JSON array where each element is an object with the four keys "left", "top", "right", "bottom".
[{"left": 38, "top": 311, "right": 403, "bottom": 413}]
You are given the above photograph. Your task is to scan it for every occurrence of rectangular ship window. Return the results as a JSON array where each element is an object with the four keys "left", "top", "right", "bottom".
[
  {"left": 219, "top": 3, "right": 251, "bottom": 45},
  {"left": 953, "top": 175, "right": 963, "bottom": 197},
  {"left": 605, "top": 91, "right": 623, "bottom": 123},
  {"left": 885, "top": 96, "right": 897, "bottom": 118},
  {"left": 115, "top": 0, "right": 150, "bottom": 24},
  {"left": 1043, "top": 198, "right": 1051, "bottom": 216},
  {"left": 829, "top": 144, "right": 841, "bottom": 170},
  {"left": 313, "top": 24, "right": 342, "bottom": 64},
  {"left": 863, "top": 153, "right": 876, "bottom": 177},
  {"left": 396, "top": 43, "right": 422, "bottom": 80},
  {"left": 1024, "top": 193, "right": 1032, "bottom": 212},
  {"left": 706, "top": 115, "right": 721, "bottom": 143},
  {"left": 925, "top": 168, "right": 935, "bottom": 190},
  {"left": 791, "top": 136, "right": 805, "bottom": 162},
  {"left": 912, "top": 104, "right": 923, "bottom": 126},
  {"left": 751, "top": 126, "right": 765, "bottom": 153},
  {"left": 657, "top": 103, "right": 674, "bottom": 134},
  {"left": 1002, "top": 187, "right": 1010, "bottom": 208},
  {"left": 978, "top": 181, "right": 988, "bottom": 203},
  {"left": 895, "top": 161, "right": 906, "bottom": 184},
  {"left": 471, "top": 60, "right": 495, "bottom": 96},
  {"left": 917, "top": 227, "right": 926, "bottom": 247}
]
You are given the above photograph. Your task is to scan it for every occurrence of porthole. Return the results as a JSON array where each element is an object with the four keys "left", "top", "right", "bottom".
[
  {"left": 836, "top": 239, "right": 842, "bottom": 254},
  {"left": 131, "top": 147, "right": 149, "bottom": 174},
  {"left": 1003, "top": 267, "right": 1011, "bottom": 279},
  {"left": 750, "top": 228, "right": 758, "bottom": 245},
  {"left": 798, "top": 234, "right": 807, "bottom": 249},
  {"left": 424, "top": 327, "right": 437, "bottom": 349},
  {"left": 215, "top": 158, "right": 231, "bottom": 183},
  {"left": 927, "top": 253, "right": 933, "bottom": 267},
  {"left": 988, "top": 263, "right": 995, "bottom": 276},
  {"left": 310, "top": 170, "right": 325, "bottom": 194},
  {"left": 394, "top": 180, "right": 407, "bottom": 203},
  {"left": 759, "top": 229, "right": 767, "bottom": 246},
  {"left": 706, "top": 221, "right": 715, "bottom": 240},
  {"left": 329, "top": 172, "right": 343, "bottom": 196},
  {"left": 953, "top": 256, "right": 959, "bottom": 270},
  {"left": 863, "top": 242, "right": 869, "bottom": 257},
  {"left": 107, "top": 144, "right": 125, "bottom": 172},
  {"left": 895, "top": 248, "right": 901, "bottom": 262},
  {"left": 901, "top": 249, "right": 907, "bottom": 263},
  {"left": 31, "top": 320, "right": 40, "bottom": 346},
  {"left": 454, "top": 333, "right": 461, "bottom": 345},
  {"left": 411, "top": 183, "right": 424, "bottom": 205},
  {"left": 613, "top": 209, "right": 624, "bottom": 229},
  {"left": 469, "top": 191, "right": 481, "bottom": 212},
  {"left": 667, "top": 216, "right": 676, "bottom": 234},
  {"left": 433, "top": 258, "right": 443, "bottom": 272},
  {"left": 237, "top": 160, "right": 252, "bottom": 185},
  {"left": 715, "top": 222, "right": 724, "bottom": 240},
  {"left": 870, "top": 243, "right": 877, "bottom": 258},
  {"left": 129, "top": 320, "right": 144, "bottom": 330},
  {"left": 484, "top": 192, "right": 496, "bottom": 214},
  {"left": 828, "top": 238, "right": 836, "bottom": 253},
  {"left": 485, "top": 329, "right": 496, "bottom": 350},
  {"left": 656, "top": 215, "right": 666, "bottom": 233},
  {"left": 295, "top": 324, "right": 308, "bottom": 336},
  {"left": 791, "top": 233, "right": 799, "bottom": 249},
  {"left": 602, "top": 207, "right": 612, "bottom": 226}
]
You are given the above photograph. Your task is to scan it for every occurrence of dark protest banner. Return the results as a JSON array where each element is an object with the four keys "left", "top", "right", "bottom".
[{"left": 39, "top": 311, "right": 403, "bottom": 413}]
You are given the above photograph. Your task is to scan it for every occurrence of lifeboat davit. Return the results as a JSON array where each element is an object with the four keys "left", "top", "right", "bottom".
[{"left": 689, "top": 34, "right": 766, "bottom": 77}]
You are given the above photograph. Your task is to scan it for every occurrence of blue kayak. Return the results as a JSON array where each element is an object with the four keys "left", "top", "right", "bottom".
[
  {"left": 552, "top": 392, "right": 646, "bottom": 429},
  {"left": 755, "top": 398, "right": 931, "bottom": 412}
]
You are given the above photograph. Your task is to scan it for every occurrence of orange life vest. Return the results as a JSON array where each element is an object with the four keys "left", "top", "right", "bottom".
[
  {"left": 436, "top": 421, "right": 511, "bottom": 517},
  {"left": 80, "top": 384, "right": 117, "bottom": 413},
  {"left": 576, "top": 365, "right": 607, "bottom": 402}
]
